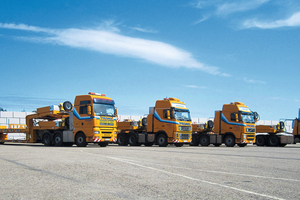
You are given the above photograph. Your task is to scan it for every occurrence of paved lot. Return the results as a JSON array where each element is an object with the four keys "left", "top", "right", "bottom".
[{"left": 1, "top": 143, "right": 300, "bottom": 200}]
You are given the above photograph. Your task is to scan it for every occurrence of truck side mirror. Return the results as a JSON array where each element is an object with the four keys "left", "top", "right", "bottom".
[
  {"left": 87, "top": 105, "right": 92, "bottom": 115},
  {"left": 115, "top": 108, "right": 118, "bottom": 117},
  {"left": 167, "top": 110, "right": 171, "bottom": 119}
]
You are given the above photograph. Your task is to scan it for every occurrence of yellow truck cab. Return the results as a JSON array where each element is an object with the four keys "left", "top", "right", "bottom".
[
  {"left": 117, "top": 97, "right": 192, "bottom": 147},
  {"left": 214, "top": 102, "right": 258, "bottom": 147},
  {"left": 70, "top": 92, "right": 118, "bottom": 147}
]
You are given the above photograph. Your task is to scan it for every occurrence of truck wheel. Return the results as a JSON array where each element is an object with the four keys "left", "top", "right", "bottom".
[
  {"left": 157, "top": 134, "right": 168, "bottom": 147},
  {"left": 256, "top": 136, "right": 265, "bottom": 146},
  {"left": 98, "top": 142, "right": 108, "bottom": 147},
  {"left": 268, "top": 135, "right": 279, "bottom": 146},
  {"left": 174, "top": 143, "right": 183, "bottom": 147},
  {"left": 117, "top": 133, "right": 128, "bottom": 146},
  {"left": 199, "top": 135, "right": 210, "bottom": 146},
  {"left": 294, "top": 137, "right": 299, "bottom": 144},
  {"left": 75, "top": 132, "right": 87, "bottom": 147},
  {"left": 42, "top": 132, "right": 52, "bottom": 146},
  {"left": 128, "top": 134, "right": 138, "bottom": 146},
  {"left": 190, "top": 135, "right": 199, "bottom": 146},
  {"left": 224, "top": 135, "right": 235, "bottom": 147},
  {"left": 54, "top": 132, "right": 63, "bottom": 146}
]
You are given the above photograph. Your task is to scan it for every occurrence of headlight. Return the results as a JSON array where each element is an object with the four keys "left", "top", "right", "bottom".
[{"left": 94, "top": 131, "right": 100, "bottom": 134}]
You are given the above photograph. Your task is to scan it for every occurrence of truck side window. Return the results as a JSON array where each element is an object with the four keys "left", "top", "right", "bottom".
[
  {"left": 230, "top": 113, "right": 236, "bottom": 121},
  {"left": 80, "top": 105, "right": 88, "bottom": 114},
  {"left": 163, "top": 110, "right": 168, "bottom": 118}
]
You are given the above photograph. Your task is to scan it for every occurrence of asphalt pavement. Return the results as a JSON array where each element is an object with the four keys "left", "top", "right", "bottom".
[{"left": 1, "top": 143, "right": 300, "bottom": 200}]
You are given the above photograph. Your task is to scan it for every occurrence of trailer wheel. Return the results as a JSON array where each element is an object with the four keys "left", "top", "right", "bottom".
[
  {"left": 42, "top": 132, "right": 52, "bottom": 146},
  {"left": 174, "top": 143, "right": 184, "bottom": 147},
  {"left": 190, "top": 135, "right": 199, "bottom": 146},
  {"left": 54, "top": 132, "right": 63, "bottom": 146},
  {"left": 117, "top": 133, "right": 128, "bottom": 146},
  {"left": 128, "top": 134, "right": 138, "bottom": 146},
  {"left": 98, "top": 142, "right": 108, "bottom": 147},
  {"left": 75, "top": 132, "right": 87, "bottom": 147},
  {"left": 268, "top": 135, "right": 279, "bottom": 146},
  {"left": 256, "top": 136, "right": 265, "bottom": 146},
  {"left": 199, "top": 135, "right": 210, "bottom": 146},
  {"left": 157, "top": 134, "right": 168, "bottom": 147},
  {"left": 224, "top": 135, "right": 235, "bottom": 147}
]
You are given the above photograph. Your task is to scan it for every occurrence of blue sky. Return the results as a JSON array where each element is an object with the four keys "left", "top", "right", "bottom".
[{"left": 0, "top": 0, "right": 300, "bottom": 120}]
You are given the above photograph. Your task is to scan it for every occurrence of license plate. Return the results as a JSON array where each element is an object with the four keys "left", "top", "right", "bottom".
[
  {"left": 184, "top": 140, "right": 187, "bottom": 142},
  {"left": 105, "top": 138, "right": 110, "bottom": 141}
]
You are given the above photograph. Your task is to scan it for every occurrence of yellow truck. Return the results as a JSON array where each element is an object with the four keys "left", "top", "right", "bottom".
[
  {"left": 191, "top": 102, "right": 257, "bottom": 147},
  {"left": 0, "top": 92, "right": 118, "bottom": 147},
  {"left": 117, "top": 97, "right": 192, "bottom": 147},
  {"left": 255, "top": 121, "right": 293, "bottom": 147},
  {"left": 214, "top": 102, "right": 258, "bottom": 147}
]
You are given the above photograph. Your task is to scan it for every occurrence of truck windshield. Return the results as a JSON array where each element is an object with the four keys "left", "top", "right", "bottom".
[
  {"left": 173, "top": 108, "right": 191, "bottom": 121},
  {"left": 94, "top": 103, "right": 115, "bottom": 116},
  {"left": 240, "top": 112, "right": 255, "bottom": 123}
]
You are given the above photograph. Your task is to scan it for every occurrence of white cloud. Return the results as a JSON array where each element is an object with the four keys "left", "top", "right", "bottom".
[
  {"left": 186, "top": 85, "right": 207, "bottom": 89},
  {"left": 193, "top": 15, "right": 210, "bottom": 25},
  {"left": 244, "top": 78, "right": 266, "bottom": 84},
  {"left": 131, "top": 27, "right": 158, "bottom": 33},
  {"left": 242, "top": 11, "right": 300, "bottom": 29},
  {"left": 0, "top": 22, "right": 229, "bottom": 76},
  {"left": 216, "top": 0, "right": 270, "bottom": 15}
]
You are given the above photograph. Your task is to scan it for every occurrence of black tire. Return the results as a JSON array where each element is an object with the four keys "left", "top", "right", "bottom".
[
  {"left": 256, "top": 136, "right": 265, "bottom": 146},
  {"left": 237, "top": 143, "right": 247, "bottom": 147},
  {"left": 157, "top": 134, "right": 168, "bottom": 147},
  {"left": 268, "top": 135, "right": 279, "bottom": 146},
  {"left": 128, "top": 134, "right": 138, "bottom": 146},
  {"left": 98, "top": 142, "right": 108, "bottom": 147},
  {"left": 294, "top": 137, "right": 299, "bottom": 144},
  {"left": 42, "top": 132, "right": 52, "bottom": 146},
  {"left": 117, "top": 133, "right": 128, "bottom": 146},
  {"left": 54, "top": 132, "right": 63, "bottom": 146},
  {"left": 199, "top": 135, "right": 210, "bottom": 146},
  {"left": 224, "top": 135, "right": 235, "bottom": 147},
  {"left": 190, "top": 135, "right": 199, "bottom": 146},
  {"left": 63, "top": 101, "right": 73, "bottom": 111},
  {"left": 174, "top": 143, "right": 184, "bottom": 147},
  {"left": 75, "top": 132, "right": 87, "bottom": 147}
]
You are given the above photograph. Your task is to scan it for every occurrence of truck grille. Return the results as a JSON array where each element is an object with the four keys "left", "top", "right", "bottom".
[
  {"left": 180, "top": 134, "right": 190, "bottom": 140},
  {"left": 179, "top": 126, "right": 191, "bottom": 131}
]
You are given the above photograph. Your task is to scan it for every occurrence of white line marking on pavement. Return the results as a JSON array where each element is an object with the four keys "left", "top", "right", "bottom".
[
  {"left": 111, "top": 157, "right": 300, "bottom": 183},
  {"left": 107, "top": 156, "right": 286, "bottom": 200}
]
